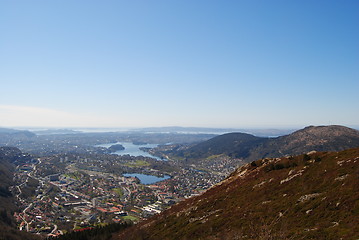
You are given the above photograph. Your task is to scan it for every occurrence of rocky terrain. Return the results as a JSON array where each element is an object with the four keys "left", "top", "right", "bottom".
[{"left": 114, "top": 147, "right": 359, "bottom": 240}]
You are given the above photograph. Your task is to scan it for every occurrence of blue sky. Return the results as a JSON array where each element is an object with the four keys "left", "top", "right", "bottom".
[{"left": 0, "top": 0, "right": 358, "bottom": 128}]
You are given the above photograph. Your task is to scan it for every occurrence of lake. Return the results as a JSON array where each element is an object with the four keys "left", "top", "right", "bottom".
[
  {"left": 96, "top": 142, "right": 163, "bottom": 160},
  {"left": 123, "top": 173, "right": 170, "bottom": 185}
]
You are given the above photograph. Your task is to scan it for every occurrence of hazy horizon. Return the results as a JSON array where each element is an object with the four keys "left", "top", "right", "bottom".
[
  {"left": 1, "top": 1, "right": 358, "bottom": 128},
  {"left": 4, "top": 124, "right": 359, "bottom": 134}
]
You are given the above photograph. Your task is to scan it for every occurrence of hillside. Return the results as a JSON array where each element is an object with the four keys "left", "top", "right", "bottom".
[
  {"left": 249, "top": 125, "right": 359, "bottom": 161},
  {"left": 170, "top": 125, "right": 359, "bottom": 162},
  {"left": 0, "top": 128, "right": 36, "bottom": 148},
  {"left": 114, "top": 147, "right": 359, "bottom": 240},
  {"left": 0, "top": 128, "right": 35, "bottom": 138},
  {"left": 0, "top": 147, "right": 40, "bottom": 240},
  {"left": 178, "top": 132, "right": 267, "bottom": 159},
  {"left": 0, "top": 147, "right": 28, "bottom": 213}
]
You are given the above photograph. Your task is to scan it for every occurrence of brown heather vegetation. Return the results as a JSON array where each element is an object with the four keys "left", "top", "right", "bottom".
[{"left": 114, "top": 147, "right": 359, "bottom": 240}]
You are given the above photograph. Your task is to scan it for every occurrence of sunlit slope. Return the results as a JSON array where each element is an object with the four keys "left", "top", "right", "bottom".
[
  {"left": 115, "top": 147, "right": 359, "bottom": 240},
  {"left": 172, "top": 125, "right": 359, "bottom": 162}
]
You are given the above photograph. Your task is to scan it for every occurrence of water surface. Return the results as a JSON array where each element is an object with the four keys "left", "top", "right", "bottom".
[
  {"left": 97, "top": 142, "right": 163, "bottom": 160},
  {"left": 123, "top": 173, "right": 170, "bottom": 184}
]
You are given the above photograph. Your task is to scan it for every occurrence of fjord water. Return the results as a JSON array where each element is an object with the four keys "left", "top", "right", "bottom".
[
  {"left": 97, "top": 142, "right": 163, "bottom": 160},
  {"left": 123, "top": 173, "right": 170, "bottom": 184}
]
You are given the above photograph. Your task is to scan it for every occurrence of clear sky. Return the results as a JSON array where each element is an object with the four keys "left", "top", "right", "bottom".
[{"left": 1, "top": 0, "right": 358, "bottom": 129}]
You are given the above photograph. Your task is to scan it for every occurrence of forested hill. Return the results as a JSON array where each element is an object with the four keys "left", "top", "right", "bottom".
[
  {"left": 0, "top": 128, "right": 36, "bottom": 139},
  {"left": 178, "top": 132, "right": 267, "bottom": 159},
  {"left": 0, "top": 147, "right": 27, "bottom": 203},
  {"left": 114, "top": 147, "right": 359, "bottom": 240},
  {"left": 0, "top": 147, "right": 39, "bottom": 240},
  {"left": 170, "top": 125, "right": 359, "bottom": 162}
]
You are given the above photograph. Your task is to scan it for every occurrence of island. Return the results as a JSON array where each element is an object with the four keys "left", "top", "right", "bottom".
[{"left": 108, "top": 144, "right": 125, "bottom": 152}]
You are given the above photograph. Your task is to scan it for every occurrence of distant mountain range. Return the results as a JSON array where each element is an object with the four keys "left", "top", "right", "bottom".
[
  {"left": 31, "top": 129, "right": 82, "bottom": 135},
  {"left": 114, "top": 147, "right": 359, "bottom": 240},
  {"left": 0, "top": 126, "right": 296, "bottom": 137},
  {"left": 0, "top": 128, "right": 35, "bottom": 137},
  {"left": 133, "top": 126, "right": 295, "bottom": 137},
  {"left": 168, "top": 125, "right": 359, "bottom": 162}
]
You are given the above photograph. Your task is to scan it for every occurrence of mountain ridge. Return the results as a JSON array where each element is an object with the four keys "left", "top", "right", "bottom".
[{"left": 168, "top": 125, "right": 359, "bottom": 163}]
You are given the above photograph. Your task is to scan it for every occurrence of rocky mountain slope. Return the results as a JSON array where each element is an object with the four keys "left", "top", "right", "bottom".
[
  {"left": 114, "top": 147, "right": 359, "bottom": 240},
  {"left": 170, "top": 125, "right": 359, "bottom": 163},
  {"left": 251, "top": 125, "right": 359, "bottom": 160}
]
